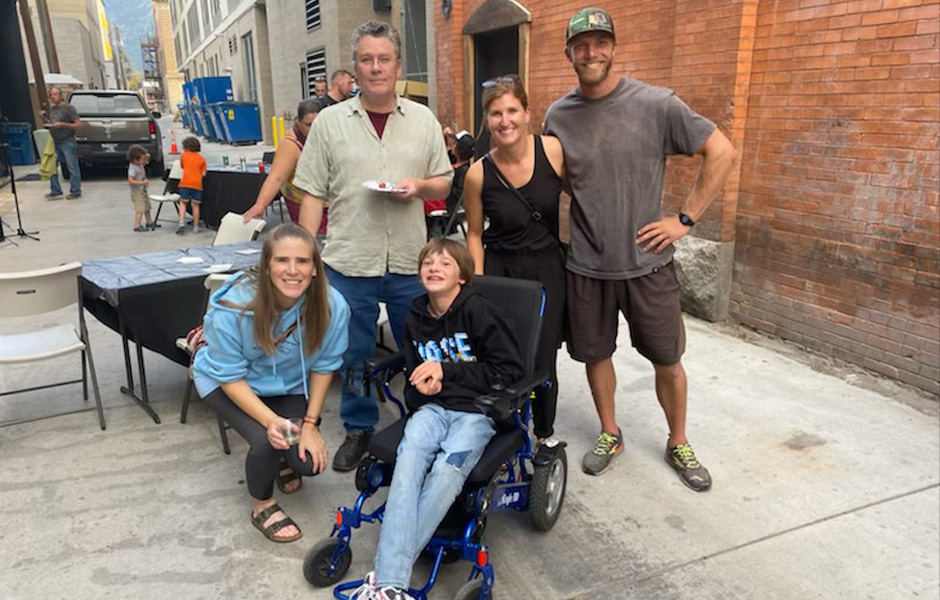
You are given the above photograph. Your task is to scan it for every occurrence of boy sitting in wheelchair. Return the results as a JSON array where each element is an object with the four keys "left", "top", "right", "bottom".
[{"left": 352, "top": 238, "right": 523, "bottom": 600}]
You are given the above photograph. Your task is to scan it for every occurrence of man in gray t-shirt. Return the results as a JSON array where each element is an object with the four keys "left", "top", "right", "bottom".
[
  {"left": 544, "top": 8, "right": 735, "bottom": 490},
  {"left": 45, "top": 86, "right": 83, "bottom": 200}
]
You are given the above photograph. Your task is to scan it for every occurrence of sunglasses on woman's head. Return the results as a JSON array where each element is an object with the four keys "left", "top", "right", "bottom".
[{"left": 482, "top": 74, "right": 520, "bottom": 88}]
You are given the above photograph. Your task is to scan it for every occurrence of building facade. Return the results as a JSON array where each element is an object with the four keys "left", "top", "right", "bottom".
[
  {"left": 19, "top": 0, "right": 109, "bottom": 89},
  {"left": 435, "top": 0, "right": 939, "bottom": 395},
  {"left": 153, "top": 0, "right": 184, "bottom": 113},
  {"left": 263, "top": 0, "right": 432, "bottom": 121},
  {"left": 171, "top": 0, "right": 275, "bottom": 142}
]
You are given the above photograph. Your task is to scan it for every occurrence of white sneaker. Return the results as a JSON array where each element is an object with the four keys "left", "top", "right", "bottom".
[
  {"left": 349, "top": 572, "right": 377, "bottom": 600},
  {"left": 193, "top": 225, "right": 202, "bottom": 234},
  {"left": 375, "top": 587, "right": 416, "bottom": 600}
]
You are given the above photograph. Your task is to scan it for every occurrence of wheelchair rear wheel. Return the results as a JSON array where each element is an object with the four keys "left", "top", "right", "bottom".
[
  {"left": 454, "top": 577, "right": 487, "bottom": 600},
  {"left": 303, "top": 538, "right": 352, "bottom": 587},
  {"left": 529, "top": 447, "right": 567, "bottom": 531}
]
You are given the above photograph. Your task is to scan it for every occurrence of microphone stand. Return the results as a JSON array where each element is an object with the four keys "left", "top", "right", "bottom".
[{"left": 0, "top": 143, "right": 40, "bottom": 244}]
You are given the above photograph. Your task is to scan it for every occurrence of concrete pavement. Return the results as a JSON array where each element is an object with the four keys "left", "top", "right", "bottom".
[{"left": 0, "top": 119, "right": 937, "bottom": 600}]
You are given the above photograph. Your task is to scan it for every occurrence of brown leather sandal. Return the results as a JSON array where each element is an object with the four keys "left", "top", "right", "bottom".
[
  {"left": 276, "top": 457, "right": 302, "bottom": 495},
  {"left": 251, "top": 502, "right": 302, "bottom": 543}
]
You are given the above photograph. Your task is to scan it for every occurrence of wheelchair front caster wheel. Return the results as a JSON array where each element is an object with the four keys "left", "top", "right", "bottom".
[
  {"left": 454, "top": 578, "right": 488, "bottom": 600},
  {"left": 529, "top": 446, "right": 567, "bottom": 531},
  {"left": 303, "top": 538, "right": 352, "bottom": 587}
]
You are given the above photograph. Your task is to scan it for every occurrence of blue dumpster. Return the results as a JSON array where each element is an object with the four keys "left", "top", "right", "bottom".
[
  {"left": 0, "top": 122, "right": 36, "bottom": 165},
  {"left": 193, "top": 77, "right": 233, "bottom": 104},
  {"left": 207, "top": 104, "right": 230, "bottom": 143},
  {"left": 178, "top": 103, "right": 189, "bottom": 129},
  {"left": 200, "top": 106, "right": 220, "bottom": 142},
  {"left": 190, "top": 104, "right": 205, "bottom": 137},
  {"left": 216, "top": 102, "right": 262, "bottom": 144}
]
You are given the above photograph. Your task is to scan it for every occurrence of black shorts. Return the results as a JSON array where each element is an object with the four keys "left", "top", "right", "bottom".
[{"left": 566, "top": 262, "right": 685, "bottom": 366}]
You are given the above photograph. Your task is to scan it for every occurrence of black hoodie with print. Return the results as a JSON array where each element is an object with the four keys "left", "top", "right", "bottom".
[{"left": 403, "top": 285, "right": 524, "bottom": 415}]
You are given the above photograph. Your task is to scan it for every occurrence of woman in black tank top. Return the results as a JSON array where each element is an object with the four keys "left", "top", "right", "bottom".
[{"left": 463, "top": 77, "right": 567, "bottom": 442}]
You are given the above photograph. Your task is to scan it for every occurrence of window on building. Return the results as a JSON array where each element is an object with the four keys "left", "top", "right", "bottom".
[
  {"left": 300, "top": 61, "right": 308, "bottom": 99},
  {"left": 304, "top": 47, "right": 326, "bottom": 98},
  {"left": 186, "top": 5, "right": 199, "bottom": 48},
  {"left": 402, "top": 0, "right": 428, "bottom": 82},
  {"left": 243, "top": 32, "right": 257, "bottom": 102},
  {"left": 305, "top": 0, "right": 321, "bottom": 31}
]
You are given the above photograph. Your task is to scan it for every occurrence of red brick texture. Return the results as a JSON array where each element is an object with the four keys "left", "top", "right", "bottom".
[
  {"left": 734, "top": 0, "right": 939, "bottom": 394},
  {"left": 436, "top": 0, "right": 940, "bottom": 395}
]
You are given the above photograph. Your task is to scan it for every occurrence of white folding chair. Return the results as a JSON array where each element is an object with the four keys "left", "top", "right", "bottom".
[
  {"left": 213, "top": 212, "right": 267, "bottom": 246},
  {"left": 177, "top": 273, "right": 232, "bottom": 453},
  {"left": 149, "top": 160, "right": 183, "bottom": 224},
  {"left": 0, "top": 262, "right": 105, "bottom": 429}
]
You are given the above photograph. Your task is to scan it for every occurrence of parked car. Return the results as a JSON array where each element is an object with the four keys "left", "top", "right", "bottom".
[{"left": 68, "top": 90, "right": 164, "bottom": 177}]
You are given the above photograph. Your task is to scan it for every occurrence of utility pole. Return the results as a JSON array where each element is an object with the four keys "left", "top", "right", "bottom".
[
  {"left": 18, "top": 0, "right": 49, "bottom": 112},
  {"left": 35, "top": 0, "right": 60, "bottom": 74}
]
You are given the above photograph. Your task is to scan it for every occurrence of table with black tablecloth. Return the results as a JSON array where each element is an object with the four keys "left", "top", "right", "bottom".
[
  {"left": 162, "top": 165, "right": 269, "bottom": 229},
  {"left": 201, "top": 166, "right": 269, "bottom": 229},
  {"left": 80, "top": 241, "right": 263, "bottom": 423}
]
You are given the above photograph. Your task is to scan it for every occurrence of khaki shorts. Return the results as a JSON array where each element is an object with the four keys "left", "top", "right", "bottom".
[
  {"left": 131, "top": 188, "right": 151, "bottom": 214},
  {"left": 566, "top": 261, "right": 686, "bottom": 365}
]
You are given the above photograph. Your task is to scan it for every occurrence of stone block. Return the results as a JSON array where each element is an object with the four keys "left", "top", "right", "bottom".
[{"left": 674, "top": 236, "right": 735, "bottom": 322}]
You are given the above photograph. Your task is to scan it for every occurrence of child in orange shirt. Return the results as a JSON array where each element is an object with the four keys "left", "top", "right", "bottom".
[{"left": 177, "top": 136, "right": 207, "bottom": 234}]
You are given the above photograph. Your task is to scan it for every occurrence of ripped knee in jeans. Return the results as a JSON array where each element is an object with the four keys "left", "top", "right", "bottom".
[{"left": 445, "top": 450, "right": 472, "bottom": 470}]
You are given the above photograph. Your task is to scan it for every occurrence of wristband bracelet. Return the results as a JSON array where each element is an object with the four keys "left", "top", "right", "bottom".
[{"left": 302, "top": 416, "right": 321, "bottom": 428}]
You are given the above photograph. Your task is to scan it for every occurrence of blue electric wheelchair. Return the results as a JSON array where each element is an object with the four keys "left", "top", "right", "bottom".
[{"left": 302, "top": 276, "right": 568, "bottom": 600}]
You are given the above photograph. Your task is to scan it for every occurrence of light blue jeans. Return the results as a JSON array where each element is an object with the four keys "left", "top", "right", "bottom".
[
  {"left": 374, "top": 403, "right": 496, "bottom": 590},
  {"left": 49, "top": 138, "right": 81, "bottom": 196}
]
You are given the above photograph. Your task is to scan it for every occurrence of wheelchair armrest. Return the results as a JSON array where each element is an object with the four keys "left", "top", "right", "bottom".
[
  {"left": 473, "top": 371, "right": 549, "bottom": 421},
  {"left": 369, "top": 352, "right": 406, "bottom": 375}
]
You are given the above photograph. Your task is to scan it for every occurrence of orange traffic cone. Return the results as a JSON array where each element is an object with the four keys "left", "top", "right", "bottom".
[{"left": 170, "top": 131, "right": 179, "bottom": 154}]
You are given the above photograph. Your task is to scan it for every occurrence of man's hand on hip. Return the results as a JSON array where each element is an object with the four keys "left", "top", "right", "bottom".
[{"left": 636, "top": 215, "right": 691, "bottom": 254}]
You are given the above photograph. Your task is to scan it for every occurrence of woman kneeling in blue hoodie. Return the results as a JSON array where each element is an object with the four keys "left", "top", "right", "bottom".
[{"left": 193, "top": 223, "right": 349, "bottom": 543}]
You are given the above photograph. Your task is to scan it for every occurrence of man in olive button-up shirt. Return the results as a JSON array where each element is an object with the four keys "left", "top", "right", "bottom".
[{"left": 293, "top": 20, "right": 453, "bottom": 472}]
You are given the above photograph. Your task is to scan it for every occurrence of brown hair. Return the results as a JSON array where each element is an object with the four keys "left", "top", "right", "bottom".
[
  {"left": 482, "top": 75, "right": 529, "bottom": 115},
  {"left": 238, "top": 224, "right": 331, "bottom": 355},
  {"left": 182, "top": 136, "right": 201, "bottom": 152},
  {"left": 418, "top": 238, "right": 474, "bottom": 285},
  {"left": 127, "top": 145, "right": 148, "bottom": 162}
]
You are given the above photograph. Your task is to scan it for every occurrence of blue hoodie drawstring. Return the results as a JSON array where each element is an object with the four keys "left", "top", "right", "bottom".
[{"left": 299, "top": 314, "right": 309, "bottom": 402}]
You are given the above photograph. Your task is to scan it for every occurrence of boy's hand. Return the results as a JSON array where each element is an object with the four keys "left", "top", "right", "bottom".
[
  {"left": 410, "top": 361, "right": 443, "bottom": 394},
  {"left": 414, "top": 377, "right": 442, "bottom": 396}
]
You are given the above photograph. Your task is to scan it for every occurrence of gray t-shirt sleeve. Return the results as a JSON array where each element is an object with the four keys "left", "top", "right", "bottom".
[{"left": 663, "top": 94, "right": 716, "bottom": 157}]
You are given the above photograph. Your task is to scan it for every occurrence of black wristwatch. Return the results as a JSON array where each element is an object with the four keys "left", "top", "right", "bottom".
[{"left": 678, "top": 212, "right": 696, "bottom": 227}]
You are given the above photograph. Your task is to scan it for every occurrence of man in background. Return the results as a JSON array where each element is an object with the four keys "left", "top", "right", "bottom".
[
  {"left": 319, "top": 69, "right": 355, "bottom": 109},
  {"left": 44, "top": 86, "right": 82, "bottom": 200}
]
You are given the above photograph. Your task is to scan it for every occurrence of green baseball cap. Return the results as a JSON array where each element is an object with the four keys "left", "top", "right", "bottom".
[{"left": 565, "top": 7, "right": 615, "bottom": 44}]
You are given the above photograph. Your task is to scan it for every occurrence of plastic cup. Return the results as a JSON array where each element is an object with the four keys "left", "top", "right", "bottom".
[{"left": 282, "top": 418, "right": 302, "bottom": 445}]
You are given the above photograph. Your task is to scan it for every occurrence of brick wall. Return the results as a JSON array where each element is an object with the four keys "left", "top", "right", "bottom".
[
  {"left": 733, "top": 0, "right": 940, "bottom": 394},
  {"left": 437, "top": 0, "right": 940, "bottom": 395}
]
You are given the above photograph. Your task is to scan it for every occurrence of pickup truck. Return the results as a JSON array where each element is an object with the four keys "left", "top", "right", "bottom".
[{"left": 68, "top": 90, "right": 164, "bottom": 176}]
